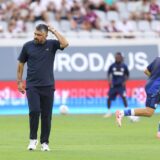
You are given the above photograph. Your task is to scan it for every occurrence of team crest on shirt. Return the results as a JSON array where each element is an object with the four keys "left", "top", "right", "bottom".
[
  {"left": 113, "top": 67, "right": 124, "bottom": 76},
  {"left": 45, "top": 48, "right": 49, "bottom": 51}
]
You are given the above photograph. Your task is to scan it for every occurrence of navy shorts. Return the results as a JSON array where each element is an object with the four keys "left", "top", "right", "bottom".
[
  {"left": 108, "top": 85, "right": 126, "bottom": 100},
  {"left": 145, "top": 92, "right": 160, "bottom": 109},
  {"left": 26, "top": 86, "right": 54, "bottom": 113}
]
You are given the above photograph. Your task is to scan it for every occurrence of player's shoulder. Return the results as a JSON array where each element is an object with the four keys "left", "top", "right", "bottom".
[
  {"left": 110, "top": 63, "right": 115, "bottom": 68},
  {"left": 155, "top": 57, "right": 160, "bottom": 61},
  {"left": 150, "top": 57, "right": 160, "bottom": 65},
  {"left": 23, "top": 40, "right": 34, "bottom": 48},
  {"left": 46, "top": 39, "right": 61, "bottom": 49},
  {"left": 112, "top": 62, "right": 117, "bottom": 65},
  {"left": 122, "top": 63, "right": 128, "bottom": 67}
]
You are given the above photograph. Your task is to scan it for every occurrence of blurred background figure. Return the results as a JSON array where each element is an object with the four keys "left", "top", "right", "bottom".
[
  {"left": 116, "top": 18, "right": 135, "bottom": 38},
  {"left": 69, "top": 0, "right": 85, "bottom": 30},
  {"left": 132, "top": 0, "right": 151, "bottom": 21},
  {"left": 104, "top": 52, "right": 129, "bottom": 118},
  {"left": 55, "top": 0, "right": 71, "bottom": 22},
  {"left": 0, "top": 0, "right": 160, "bottom": 37},
  {"left": 82, "top": 5, "right": 100, "bottom": 30},
  {"left": 149, "top": 0, "right": 160, "bottom": 20},
  {"left": 29, "top": 0, "right": 49, "bottom": 22},
  {"left": 104, "top": 20, "right": 119, "bottom": 38}
]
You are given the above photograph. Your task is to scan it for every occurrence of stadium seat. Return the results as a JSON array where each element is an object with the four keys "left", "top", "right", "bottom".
[
  {"left": 116, "top": 1, "right": 127, "bottom": 13},
  {"left": 137, "top": 20, "right": 151, "bottom": 32},
  {"left": 151, "top": 20, "right": 160, "bottom": 32},
  {"left": 128, "top": 20, "right": 138, "bottom": 32},
  {"left": 48, "top": 11, "right": 56, "bottom": 21},
  {"left": 49, "top": 20, "right": 60, "bottom": 30},
  {"left": 106, "top": 11, "right": 119, "bottom": 21},
  {"left": 94, "top": 10, "right": 106, "bottom": 26},
  {"left": 26, "top": 22, "right": 34, "bottom": 32},
  {"left": 59, "top": 20, "right": 71, "bottom": 32},
  {"left": 126, "top": 1, "right": 138, "bottom": 13},
  {"left": 0, "top": 21, "right": 7, "bottom": 32},
  {"left": 119, "top": 11, "right": 130, "bottom": 20},
  {"left": 94, "top": 10, "right": 107, "bottom": 22}
]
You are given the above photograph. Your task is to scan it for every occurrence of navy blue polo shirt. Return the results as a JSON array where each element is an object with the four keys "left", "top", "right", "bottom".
[
  {"left": 108, "top": 62, "right": 129, "bottom": 86},
  {"left": 145, "top": 57, "right": 160, "bottom": 94},
  {"left": 18, "top": 39, "right": 63, "bottom": 88}
]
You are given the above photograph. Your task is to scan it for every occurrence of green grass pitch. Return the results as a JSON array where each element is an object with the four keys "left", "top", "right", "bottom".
[{"left": 0, "top": 114, "right": 160, "bottom": 160}]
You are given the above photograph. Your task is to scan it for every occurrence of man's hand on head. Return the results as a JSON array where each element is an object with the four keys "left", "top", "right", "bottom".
[{"left": 47, "top": 25, "right": 56, "bottom": 34}]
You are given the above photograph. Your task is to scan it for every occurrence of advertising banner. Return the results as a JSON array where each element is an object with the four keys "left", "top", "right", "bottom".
[
  {"left": 1, "top": 80, "right": 157, "bottom": 115},
  {"left": 0, "top": 44, "right": 158, "bottom": 80},
  {"left": 55, "top": 45, "right": 158, "bottom": 80}
]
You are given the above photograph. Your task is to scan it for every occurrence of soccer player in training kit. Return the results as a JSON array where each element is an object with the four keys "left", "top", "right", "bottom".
[
  {"left": 17, "top": 24, "right": 68, "bottom": 151},
  {"left": 104, "top": 52, "right": 129, "bottom": 117},
  {"left": 116, "top": 57, "right": 160, "bottom": 127}
]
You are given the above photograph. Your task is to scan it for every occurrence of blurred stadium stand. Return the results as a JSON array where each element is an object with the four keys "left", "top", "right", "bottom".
[{"left": 0, "top": 0, "right": 160, "bottom": 39}]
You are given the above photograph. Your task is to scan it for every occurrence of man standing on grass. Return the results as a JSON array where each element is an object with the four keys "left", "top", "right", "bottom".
[
  {"left": 116, "top": 57, "right": 160, "bottom": 129},
  {"left": 104, "top": 52, "right": 129, "bottom": 117},
  {"left": 17, "top": 24, "right": 68, "bottom": 151}
]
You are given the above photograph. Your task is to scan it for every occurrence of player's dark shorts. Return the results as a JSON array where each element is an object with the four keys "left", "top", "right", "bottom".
[
  {"left": 145, "top": 91, "right": 160, "bottom": 109},
  {"left": 108, "top": 85, "right": 126, "bottom": 100},
  {"left": 26, "top": 86, "right": 54, "bottom": 113}
]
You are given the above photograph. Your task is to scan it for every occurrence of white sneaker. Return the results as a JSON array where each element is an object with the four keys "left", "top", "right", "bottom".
[
  {"left": 27, "top": 139, "right": 38, "bottom": 150},
  {"left": 41, "top": 143, "right": 50, "bottom": 151}
]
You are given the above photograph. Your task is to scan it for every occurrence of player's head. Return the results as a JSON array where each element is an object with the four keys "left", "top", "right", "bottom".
[
  {"left": 115, "top": 52, "right": 123, "bottom": 63},
  {"left": 34, "top": 24, "right": 48, "bottom": 44}
]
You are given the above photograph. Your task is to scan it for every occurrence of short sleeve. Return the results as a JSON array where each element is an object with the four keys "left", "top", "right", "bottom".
[
  {"left": 18, "top": 44, "right": 28, "bottom": 63},
  {"left": 52, "top": 40, "right": 64, "bottom": 50}
]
